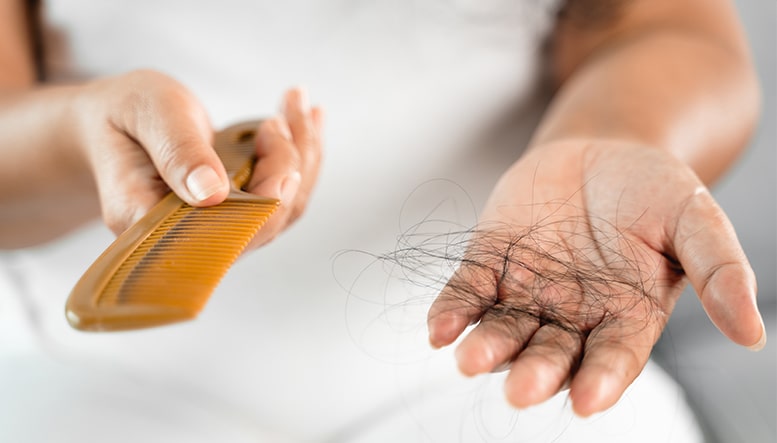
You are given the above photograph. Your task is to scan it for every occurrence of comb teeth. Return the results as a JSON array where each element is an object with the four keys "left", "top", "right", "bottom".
[
  {"left": 66, "top": 120, "right": 279, "bottom": 331},
  {"left": 99, "top": 200, "right": 276, "bottom": 308}
]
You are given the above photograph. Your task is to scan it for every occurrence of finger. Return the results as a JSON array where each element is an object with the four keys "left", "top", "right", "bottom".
[
  {"left": 246, "top": 88, "right": 322, "bottom": 248},
  {"left": 282, "top": 87, "right": 322, "bottom": 217},
  {"left": 568, "top": 316, "right": 658, "bottom": 417},
  {"left": 113, "top": 71, "right": 229, "bottom": 207},
  {"left": 246, "top": 117, "right": 303, "bottom": 247},
  {"left": 672, "top": 186, "right": 765, "bottom": 350},
  {"left": 504, "top": 325, "right": 582, "bottom": 409},
  {"left": 428, "top": 261, "right": 497, "bottom": 349},
  {"left": 248, "top": 116, "right": 299, "bottom": 198},
  {"left": 454, "top": 306, "right": 538, "bottom": 376},
  {"left": 311, "top": 106, "right": 324, "bottom": 134},
  {"left": 89, "top": 131, "right": 169, "bottom": 234}
]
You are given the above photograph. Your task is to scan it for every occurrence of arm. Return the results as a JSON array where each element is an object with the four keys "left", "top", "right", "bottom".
[
  {"left": 428, "top": 0, "right": 765, "bottom": 417},
  {"left": 541, "top": 0, "right": 763, "bottom": 352},
  {"left": 0, "top": 0, "right": 321, "bottom": 249},
  {"left": 0, "top": 0, "right": 90, "bottom": 245},
  {"left": 537, "top": 0, "right": 759, "bottom": 182}
]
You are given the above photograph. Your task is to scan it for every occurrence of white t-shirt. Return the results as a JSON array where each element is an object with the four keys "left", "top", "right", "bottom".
[{"left": 0, "top": 1, "right": 702, "bottom": 441}]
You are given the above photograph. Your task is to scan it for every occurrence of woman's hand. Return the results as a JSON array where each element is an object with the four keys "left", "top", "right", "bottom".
[
  {"left": 427, "top": 139, "right": 765, "bottom": 416},
  {"left": 71, "top": 70, "right": 321, "bottom": 250},
  {"left": 244, "top": 89, "right": 322, "bottom": 249}
]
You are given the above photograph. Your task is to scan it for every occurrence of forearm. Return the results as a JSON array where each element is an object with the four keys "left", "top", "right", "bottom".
[
  {"left": 533, "top": 1, "right": 759, "bottom": 185},
  {"left": 0, "top": 86, "right": 100, "bottom": 248},
  {"left": 446, "top": 3, "right": 765, "bottom": 416}
]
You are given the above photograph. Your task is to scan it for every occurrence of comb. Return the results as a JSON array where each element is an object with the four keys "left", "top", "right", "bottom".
[{"left": 66, "top": 120, "right": 279, "bottom": 332}]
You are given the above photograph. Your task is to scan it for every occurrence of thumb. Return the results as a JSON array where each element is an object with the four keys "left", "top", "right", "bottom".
[
  {"left": 114, "top": 73, "right": 229, "bottom": 207},
  {"left": 672, "top": 186, "right": 766, "bottom": 350}
]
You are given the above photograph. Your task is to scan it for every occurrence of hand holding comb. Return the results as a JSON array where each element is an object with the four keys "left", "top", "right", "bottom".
[{"left": 66, "top": 120, "right": 279, "bottom": 332}]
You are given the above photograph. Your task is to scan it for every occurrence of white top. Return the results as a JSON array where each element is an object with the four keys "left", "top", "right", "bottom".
[{"left": 0, "top": 1, "right": 701, "bottom": 441}]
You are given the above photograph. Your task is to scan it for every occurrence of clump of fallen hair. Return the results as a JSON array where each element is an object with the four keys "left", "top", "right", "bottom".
[{"left": 347, "top": 211, "right": 668, "bottom": 346}]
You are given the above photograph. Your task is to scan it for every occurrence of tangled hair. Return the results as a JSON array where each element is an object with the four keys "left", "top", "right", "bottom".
[
  {"left": 385, "top": 218, "right": 661, "bottom": 341},
  {"left": 330, "top": 180, "right": 688, "bottom": 439},
  {"left": 334, "top": 181, "right": 671, "bottom": 364}
]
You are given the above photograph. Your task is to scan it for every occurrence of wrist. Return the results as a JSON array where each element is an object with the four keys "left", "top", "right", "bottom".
[{"left": 54, "top": 82, "right": 98, "bottom": 192}]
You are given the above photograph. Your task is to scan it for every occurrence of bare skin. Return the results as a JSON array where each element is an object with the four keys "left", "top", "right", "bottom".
[
  {"left": 0, "top": 0, "right": 766, "bottom": 419},
  {"left": 0, "top": 1, "right": 320, "bottom": 248},
  {"left": 428, "top": 0, "right": 765, "bottom": 417}
]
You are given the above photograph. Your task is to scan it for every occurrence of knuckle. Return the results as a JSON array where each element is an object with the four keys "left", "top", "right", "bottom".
[
  {"left": 122, "top": 69, "right": 182, "bottom": 96},
  {"left": 125, "top": 68, "right": 169, "bottom": 82},
  {"left": 155, "top": 135, "right": 189, "bottom": 172},
  {"left": 119, "top": 69, "right": 166, "bottom": 97},
  {"left": 286, "top": 202, "right": 306, "bottom": 225},
  {"left": 98, "top": 172, "right": 165, "bottom": 235},
  {"left": 286, "top": 145, "right": 303, "bottom": 165},
  {"left": 101, "top": 203, "right": 134, "bottom": 235},
  {"left": 302, "top": 137, "right": 322, "bottom": 168},
  {"left": 253, "top": 231, "right": 279, "bottom": 249},
  {"left": 276, "top": 148, "right": 303, "bottom": 174},
  {"left": 296, "top": 129, "right": 320, "bottom": 155},
  {"left": 115, "top": 70, "right": 195, "bottom": 117},
  {"left": 155, "top": 134, "right": 208, "bottom": 179}
]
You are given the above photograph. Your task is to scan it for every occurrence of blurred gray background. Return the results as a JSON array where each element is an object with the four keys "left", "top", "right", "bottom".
[{"left": 653, "top": 1, "right": 776, "bottom": 442}]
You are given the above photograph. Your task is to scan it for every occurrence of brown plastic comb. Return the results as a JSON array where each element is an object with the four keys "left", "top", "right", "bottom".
[{"left": 66, "top": 120, "right": 279, "bottom": 332}]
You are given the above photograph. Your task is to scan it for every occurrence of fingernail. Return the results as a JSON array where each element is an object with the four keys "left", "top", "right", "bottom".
[
  {"left": 280, "top": 171, "right": 301, "bottom": 204},
  {"left": 747, "top": 325, "right": 767, "bottom": 351},
  {"left": 186, "top": 165, "right": 223, "bottom": 202}
]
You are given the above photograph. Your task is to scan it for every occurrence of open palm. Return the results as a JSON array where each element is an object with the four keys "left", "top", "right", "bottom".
[{"left": 428, "top": 140, "right": 765, "bottom": 416}]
